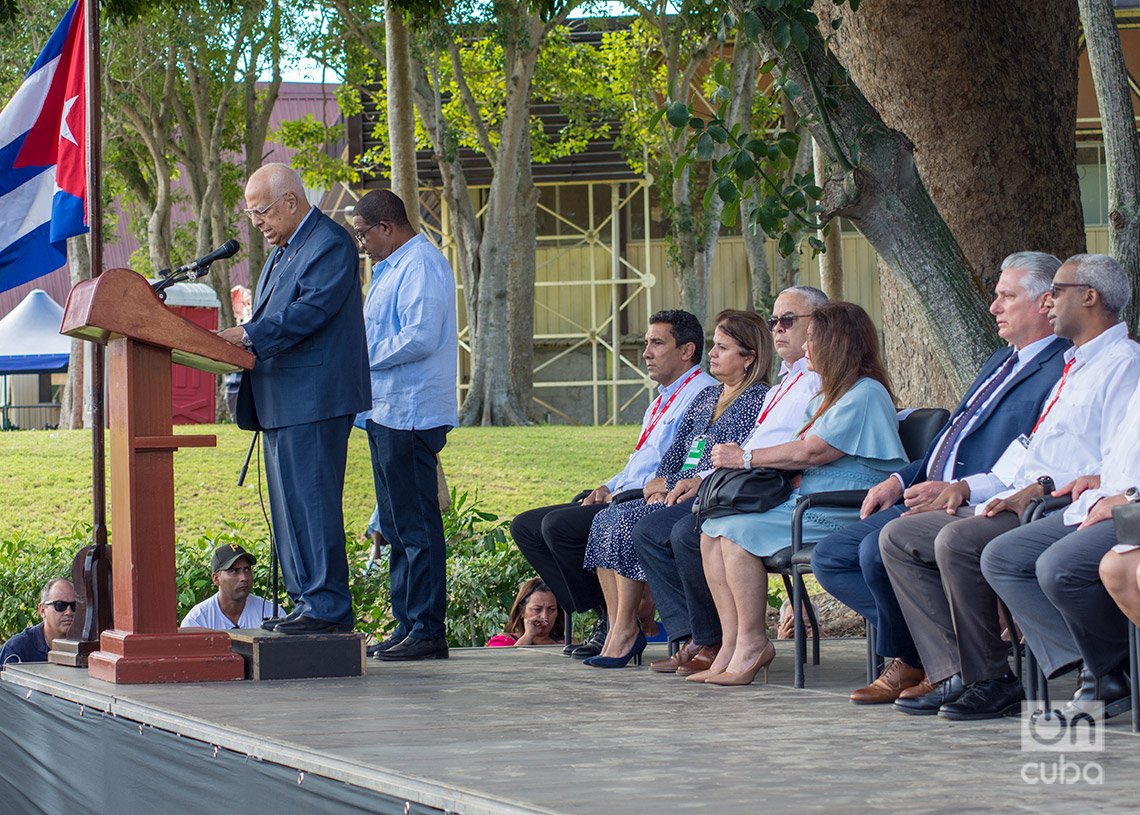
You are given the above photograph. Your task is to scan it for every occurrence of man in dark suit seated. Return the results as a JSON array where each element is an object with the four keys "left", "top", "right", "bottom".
[
  {"left": 218, "top": 163, "right": 369, "bottom": 635},
  {"left": 811, "top": 252, "right": 1068, "bottom": 704}
]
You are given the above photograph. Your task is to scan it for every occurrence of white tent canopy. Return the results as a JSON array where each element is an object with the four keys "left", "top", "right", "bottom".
[{"left": 0, "top": 289, "right": 70, "bottom": 374}]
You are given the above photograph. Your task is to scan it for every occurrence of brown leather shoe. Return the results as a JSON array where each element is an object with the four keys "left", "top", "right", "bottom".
[
  {"left": 650, "top": 640, "right": 701, "bottom": 673},
  {"left": 675, "top": 644, "right": 721, "bottom": 676},
  {"left": 849, "top": 658, "right": 924, "bottom": 704},
  {"left": 898, "top": 676, "right": 935, "bottom": 700}
]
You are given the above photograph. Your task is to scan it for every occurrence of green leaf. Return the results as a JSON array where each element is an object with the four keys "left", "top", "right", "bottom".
[
  {"left": 780, "top": 134, "right": 800, "bottom": 159},
  {"left": 773, "top": 19, "right": 791, "bottom": 51},
  {"left": 708, "top": 124, "right": 729, "bottom": 144},
  {"left": 722, "top": 205, "right": 738, "bottom": 227},
  {"left": 805, "top": 184, "right": 823, "bottom": 200},
  {"left": 789, "top": 21, "right": 809, "bottom": 52},
  {"left": 647, "top": 107, "right": 667, "bottom": 131},
  {"left": 689, "top": 117, "right": 706, "bottom": 130},
  {"left": 759, "top": 59, "right": 778, "bottom": 75},
  {"left": 742, "top": 11, "right": 763, "bottom": 40},
  {"left": 733, "top": 151, "right": 757, "bottom": 179},
  {"left": 718, "top": 177, "right": 740, "bottom": 204},
  {"left": 850, "top": 142, "right": 860, "bottom": 165},
  {"left": 746, "top": 138, "right": 767, "bottom": 157},
  {"left": 778, "top": 232, "right": 796, "bottom": 256},
  {"left": 697, "top": 131, "right": 715, "bottom": 160},
  {"left": 665, "top": 101, "right": 690, "bottom": 128},
  {"left": 850, "top": 0, "right": 861, "bottom": 10},
  {"left": 703, "top": 183, "right": 718, "bottom": 211},
  {"left": 757, "top": 208, "right": 778, "bottom": 236},
  {"left": 714, "top": 61, "right": 728, "bottom": 87},
  {"left": 762, "top": 0, "right": 785, "bottom": 11},
  {"left": 782, "top": 79, "right": 803, "bottom": 101},
  {"left": 831, "top": 17, "right": 843, "bottom": 30}
]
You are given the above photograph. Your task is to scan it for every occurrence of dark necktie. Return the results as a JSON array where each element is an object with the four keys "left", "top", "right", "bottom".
[
  {"left": 255, "top": 248, "right": 283, "bottom": 306},
  {"left": 927, "top": 350, "right": 1019, "bottom": 480}
]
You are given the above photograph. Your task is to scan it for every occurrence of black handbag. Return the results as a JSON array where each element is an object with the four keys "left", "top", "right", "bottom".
[
  {"left": 691, "top": 466, "right": 797, "bottom": 523},
  {"left": 1112, "top": 502, "right": 1140, "bottom": 549}
]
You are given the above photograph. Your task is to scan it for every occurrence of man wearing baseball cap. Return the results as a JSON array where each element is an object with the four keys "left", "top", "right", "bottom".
[{"left": 180, "top": 543, "right": 278, "bottom": 630}]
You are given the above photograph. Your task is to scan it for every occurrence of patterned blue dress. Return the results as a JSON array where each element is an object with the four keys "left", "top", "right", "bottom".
[
  {"left": 583, "top": 381, "right": 769, "bottom": 581},
  {"left": 701, "top": 377, "right": 908, "bottom": 556}
]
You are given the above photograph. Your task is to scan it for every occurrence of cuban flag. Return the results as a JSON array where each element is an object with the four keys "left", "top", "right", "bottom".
[{"left": 0, "top": 0, "right": 88, "bottom": 294}]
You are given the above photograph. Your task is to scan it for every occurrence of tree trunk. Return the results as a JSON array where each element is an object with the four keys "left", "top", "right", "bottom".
[
  {"left": 814, "top": 138, "right": 843, "bottom": 299},
  {"left": 1078, "top": 0, "right": 1140, "bottom": 334},
  {"left": 59, "top": 236, "right": 90, "bottom": 430},
  {"left": 386, "top": 3, "right": 420, "bottom": 230},
  {"left": 821, "top": 0, "right": 1084, "bottom": 403},
  {"left": 742, "top": 198, "right": 771, "bottom": 310},
  {"left": 776, "top": 101, "right": 811, "bottom": 291}
]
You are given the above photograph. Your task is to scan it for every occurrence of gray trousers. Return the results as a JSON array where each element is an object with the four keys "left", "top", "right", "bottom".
[
  {"left": 880, "top": 508, "right": 1019, "bottom": 685},
  {"left": 980, "top": 512, "right": 1127, "bottom": 678}
]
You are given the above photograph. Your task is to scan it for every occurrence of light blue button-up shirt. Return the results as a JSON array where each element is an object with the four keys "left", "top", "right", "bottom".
[
  {"left": 605, "top": 364, "right": 716, "bottom": 492},
  {"left": 362, "top": 233, "right": 458, "bottom": 430}
]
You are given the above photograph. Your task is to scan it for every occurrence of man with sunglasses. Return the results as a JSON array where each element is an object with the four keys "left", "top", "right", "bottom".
[
  {"left": 0, "top": 579, "right": 75, "bottom": 670},
  {"left": 812, "top": 252, "right": 1069, "bottom": 706},
  {"left": 352, "top": 189, "right": 458, "bottom": 662},
  {"left": 217, "top": 163, "right": 369, "bottom": 636}
]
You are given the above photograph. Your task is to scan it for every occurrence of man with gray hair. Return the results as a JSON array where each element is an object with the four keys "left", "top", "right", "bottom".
[
  {"left": 813, "top": 251, "right": 1069, "bottom": 705},
  {"left": 0, "top": 579, "right": 75, "bottom": 670},
  {"left": 881, "top": 252, "right": 1140, "bottom": 720}
]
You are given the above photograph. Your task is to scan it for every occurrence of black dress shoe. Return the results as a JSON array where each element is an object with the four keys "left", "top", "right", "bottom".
[
  {"left": 367, "top": 632, "right": 407, "bottom": 658},
  {"left": 1059, "top": 667, "right": 1132, "bottom": 719},
  {"left": 274, "top": 615, "right": 355, "bottom": 635},
  {"left": 260, "top": 608, "right": 304, "bottom": 631},
  {"left": 571, "top": 617, "right": 608, "bottom": 660},
  {"left": 939, "top": 672, "right": 1024, "bottom": 720},
  {"left": 376, "top": 636, "right": 449, "bottom": 661},
  {"left": 895, "top": 673, "right": 965, "bottom": 716}
]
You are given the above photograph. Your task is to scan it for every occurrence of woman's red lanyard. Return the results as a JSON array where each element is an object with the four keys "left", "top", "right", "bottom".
[
  {"left": 635, "top": 368, "right": 702, "bottom": 451},
  {"left": 1031, "top": 358, "right": 1075, "bottom": 436},
  {"left": 756, "top": 371, "right": 802, "bottom": 427}
]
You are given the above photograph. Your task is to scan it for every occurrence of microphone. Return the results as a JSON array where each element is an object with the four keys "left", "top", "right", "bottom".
[{"left": 171, "top": 239, "right": 240, "bottom": 279}]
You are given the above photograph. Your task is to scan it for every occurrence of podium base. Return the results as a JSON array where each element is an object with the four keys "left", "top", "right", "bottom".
[
  {"left": 88, "top": 629, "right": 245, "bottom": 684},
  {"left": 227, "top": 628, "right": 365, "bottom": 680},
  {"left": 48, "top": 638, "right": 101, "bottom": 668}
]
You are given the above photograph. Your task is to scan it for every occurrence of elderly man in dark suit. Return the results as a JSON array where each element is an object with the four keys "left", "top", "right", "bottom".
[
  {"left": 811, "top": 252, "right": 1069, "bottom": 704},
  {"left": 219, "top": 163, "right": 369, "bottom": 635}
]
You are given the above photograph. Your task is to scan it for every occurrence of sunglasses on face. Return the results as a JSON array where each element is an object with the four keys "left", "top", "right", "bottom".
[
  {"left": 47, "top": 600, "right": 77, "bottom": 612},
  {"left": 767, "top": 314, "right": 811, "bottom": 331}
]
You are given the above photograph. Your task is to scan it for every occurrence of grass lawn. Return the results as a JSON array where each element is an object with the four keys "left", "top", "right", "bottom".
[{"left": 0, "top": 424, "right": 636, "bottom": 544}]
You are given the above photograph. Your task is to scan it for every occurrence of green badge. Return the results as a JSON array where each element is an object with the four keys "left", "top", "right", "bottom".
[{"left": 682, "top": 436, "right": 706, "bottom": 471}]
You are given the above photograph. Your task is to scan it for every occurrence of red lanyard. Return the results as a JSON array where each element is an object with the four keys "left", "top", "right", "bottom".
[
  {"left": 1031, "top": 358, "right": 1075, "bottom": 435},
  {"left": 635, "top": 368, "right": 702, "bottom": 450},
  {"left": 756, "top": 372, "right": 802, "bottom": 427}
]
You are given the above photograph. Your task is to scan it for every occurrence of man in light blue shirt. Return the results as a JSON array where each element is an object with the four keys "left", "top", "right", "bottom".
[
  {"left": 352, "top": 190, "right": 458, "bottom": 662},
  {"left": 510, "top": 310, "right": 714, "bottom": 657}
]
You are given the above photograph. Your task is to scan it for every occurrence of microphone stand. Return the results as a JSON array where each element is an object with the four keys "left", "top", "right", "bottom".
[
  {"left": 152, "top": 263, "right": 213, "bottom": 301},
  {"left": 236, "top": 430, "right": 281, "bottom": 619}
]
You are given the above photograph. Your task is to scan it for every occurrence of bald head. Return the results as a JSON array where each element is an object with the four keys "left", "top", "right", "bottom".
[{"left": 244, "top": 163, "right": 310, "bottom": 247}]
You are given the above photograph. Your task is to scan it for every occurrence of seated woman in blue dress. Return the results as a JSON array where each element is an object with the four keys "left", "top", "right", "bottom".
[
  {"left": 581, "top": 310, "right": 774, "bottom": 668},
  {"left": 697, "top": 302, "right": 908, "bottom": 686}
]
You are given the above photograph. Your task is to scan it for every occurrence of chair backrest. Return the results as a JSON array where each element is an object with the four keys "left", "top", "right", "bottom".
[{"left": 898, "top": 408, "right": 951, "bottom": 462}]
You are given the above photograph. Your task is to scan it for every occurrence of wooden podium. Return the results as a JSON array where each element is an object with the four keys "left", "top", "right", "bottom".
[{"left": 60, "top": 268, "right": 254, "bottom": 683}]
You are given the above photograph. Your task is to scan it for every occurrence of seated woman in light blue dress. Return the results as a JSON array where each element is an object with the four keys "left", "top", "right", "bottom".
[{"left": 695, "top": 302, "right": 908, "bottom": 686}]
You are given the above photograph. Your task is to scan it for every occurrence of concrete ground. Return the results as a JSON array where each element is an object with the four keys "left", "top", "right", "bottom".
[{"left": 3, "top": 638, "right": 1136, "bottom": 814}]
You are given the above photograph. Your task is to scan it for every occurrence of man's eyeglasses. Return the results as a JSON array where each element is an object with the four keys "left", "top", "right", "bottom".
[
  {"left": 767, "top": 314, "right": 811, "bottom": 331},
  {"left": 1049, "top": 282, "right": 1092, "bottom": 298},
  {"left": 354, "top": 221, "right": 387, "bottom": 245},
  {"left": 46, "top": 600, "right": 76, "bottom": 612},
  {"left": 243, "top": 193, "right": 287, "bottom": 221}
]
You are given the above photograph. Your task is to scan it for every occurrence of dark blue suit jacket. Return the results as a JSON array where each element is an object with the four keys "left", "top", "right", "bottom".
[
  {"left": 899, "top": 337, "right": 1070, "bottom": 487},
  {"left": 236, "top": 207, "right": 369, "bottom": 430}
]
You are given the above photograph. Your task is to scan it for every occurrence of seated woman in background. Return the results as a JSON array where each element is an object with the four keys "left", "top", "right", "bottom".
[
  {"left": 487, "top": 578, "right": 565, "bottom": 647},
  {"left": 581, "top": 310, "right": 774, "bottom": 668},
  {"left": 698, "top": 302, "right": 908, "bottom": 686}
]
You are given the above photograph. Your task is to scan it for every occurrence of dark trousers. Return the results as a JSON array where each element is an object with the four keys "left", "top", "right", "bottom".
[
  {"left": 367, "top": 422, "right": 449, "bottom": 641},
  {"left": 510, "top": 503, "right": 605, "bottom": 613},
  {"left": 262, "top": 415, "right": 354, "bottom": 623},
  {"left": 632, "top": 499, "right": 721, "bottom": 646},
  {"left": 982, "top": 513, "right": 1127, "bottom": 678},
  {"left": 811, "top": 504, "right": 921, "bottom": 666}
]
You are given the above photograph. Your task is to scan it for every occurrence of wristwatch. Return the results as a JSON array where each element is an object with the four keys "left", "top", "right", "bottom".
[
  {"left": 742, "top": 450, "right": 753, "bottom": 470},
  {"left": 240, "top": 328, "right": 254, "bottom": 349},
  {"left": 1036, "top": 475, "right": 1055, "bottom": 495},
  {"left": 1125, "top": 486, "right": 1140, "bottom": 504}
]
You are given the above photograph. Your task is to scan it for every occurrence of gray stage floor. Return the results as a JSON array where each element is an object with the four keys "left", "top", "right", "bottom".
[{"left": 3, "top": 638, "right": 1137, "bottom": 814}]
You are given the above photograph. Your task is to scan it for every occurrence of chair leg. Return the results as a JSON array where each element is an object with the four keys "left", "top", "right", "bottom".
[
  {"left": 796, "top": 571, "right": 821, "bottom": 666},
  {"left": 789, "top": 571, "right": 808, "bottom": 688},
  {"left": 563, "top": 610, "right": 573, "bottom": 648},
  {"left": 1025, "top": 648, "right": 1039, "bottom": 705},
  {"left": 1129, "top": 621, "right": 1139, "bottom": 734},
  {"left": 865, "top": 620, "right": 878, "bottom": 685}
]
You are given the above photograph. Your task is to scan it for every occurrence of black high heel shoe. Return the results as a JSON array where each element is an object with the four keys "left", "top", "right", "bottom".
[{"left": 583, "top": 631, "right": 646, "bottom": 668}]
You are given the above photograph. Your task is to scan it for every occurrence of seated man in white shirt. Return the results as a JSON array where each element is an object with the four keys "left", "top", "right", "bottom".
[
  {"left": 181, "top": 543, "right": 277, "bottom": 630},
  {"left": 511, "top": 310, "right": 715, "bottom": 658},
  {"left": 634, "top": 286, "right": 827, "bottom": 675},
  {"left": 881, "top": 254, "right": 1140, "bottom": 720}
]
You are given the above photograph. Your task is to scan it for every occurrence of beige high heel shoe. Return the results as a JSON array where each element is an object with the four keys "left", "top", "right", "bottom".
[{"left": 705, "top": 640, "right": 775, "bottom": 686}]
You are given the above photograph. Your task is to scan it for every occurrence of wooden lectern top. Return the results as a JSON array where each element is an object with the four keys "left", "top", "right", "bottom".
[{"left": 61, "top": 268, "right": 254, "bottom": 374}]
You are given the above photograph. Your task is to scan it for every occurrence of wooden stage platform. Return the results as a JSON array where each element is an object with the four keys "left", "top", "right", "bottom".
[{"left": 1, "top": 639, "right": 1136, "bottom": 814}]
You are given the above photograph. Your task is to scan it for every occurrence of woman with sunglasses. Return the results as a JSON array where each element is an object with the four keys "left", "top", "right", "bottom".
[
  {"left": 0, "top": 578, "right": 75, "bottom": 670},
  {"left": 697, "top": 302, "right": 908, "bottom": 686},
  {"left": 580, "top": 310, "right": 774, "bottom": 668}
]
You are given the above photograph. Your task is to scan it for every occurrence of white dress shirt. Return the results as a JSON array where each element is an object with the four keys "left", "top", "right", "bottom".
[
  {"left": 1064, "top": 378, "right": 1140, "bottom": 525},
  {"left": 606, "top": 365, "right": 717, "bottom": 493},
  {"left": 696, "top": 356, "right": 821, "bottom": 479},
  {"left": 974, "top": 323, "right": 1140, "bottom": 512}
]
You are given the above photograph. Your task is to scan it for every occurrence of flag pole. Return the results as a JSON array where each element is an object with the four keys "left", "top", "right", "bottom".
[{"left": 84, "top": 0, "right": 106, "bottom": 548}]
